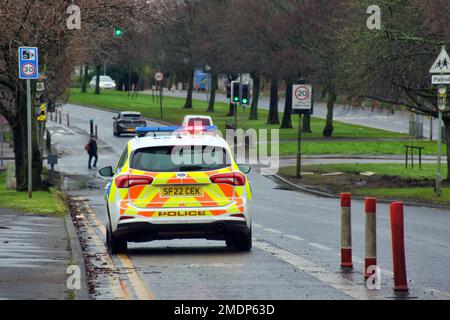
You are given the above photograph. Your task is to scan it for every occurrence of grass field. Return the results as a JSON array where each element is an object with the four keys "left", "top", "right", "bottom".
[
  {"left": 352, "top": 187, "right": 450, "bottom": 206},
  {"left": 280, "top": 163, "right": 447, "bottom": 180},
  {"left": 278, "top": 139, "right": 441, "bottom": 156},
  {"left": 279, "top": 164, "right": 450, "bottom": 206},
  {"left": 0, "top": 171, "right": 67, "bottom": 216},
  {"left": 68, "top": 89, "right": 445, "bottom": 156}
]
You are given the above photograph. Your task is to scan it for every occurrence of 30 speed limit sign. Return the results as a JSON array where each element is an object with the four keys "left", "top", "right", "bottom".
[
  {"left": 18, "top": 47, "right": 39, "bottom": 80},
  {"left": 292, "top": 84, "right": 312, "bottom": 112},
  {"left": 22, "top": 63, "right": 36, "bottom": 77}
]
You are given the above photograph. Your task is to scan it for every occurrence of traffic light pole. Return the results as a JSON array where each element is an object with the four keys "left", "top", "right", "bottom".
[
  {"left": 234, "top": 103, "right": 238, "bottom": 130},
  {"left": 436, "top": 108, "right": 443, "bottom": 196},
  {"left": 436, "top": 84, "right": 446, "bottom": 196},
  {"left": 27, "top": 79, "right": 32, "bottom": 199}
]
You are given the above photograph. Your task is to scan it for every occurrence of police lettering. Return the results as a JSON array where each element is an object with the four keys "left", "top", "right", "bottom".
[{"left": 158, "top": 211, "right": 206, "bottom": 217}]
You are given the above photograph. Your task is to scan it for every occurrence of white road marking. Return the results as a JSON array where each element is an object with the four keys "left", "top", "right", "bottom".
[
  {"left": 252, "top": 223, "right": 263, "bottom": 228},
  {"left": 59, "top": 124, "right": 78, "bottom": 135},
  {"left": 336, "top": 253, "right": 393, "bottom": 277},
  {"left": 254, "top": 239, "right": 384, "bottom": 300},
  {"left": 264, "top": 228, "right": 282, "bottom": 234},
  {"left": 285, "top": 235, "right": 305, "bottom": 241},
  {"left": 308, "top": 242, "right": 332, "bottom": 251}
]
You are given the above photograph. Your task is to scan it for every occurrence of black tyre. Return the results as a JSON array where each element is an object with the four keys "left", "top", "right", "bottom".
[
  {"left": 227, "top": 230, "right": 252, "bottom": 252},
  {"left": 106, "top": 224, "right": 127, "bottom": 254}
]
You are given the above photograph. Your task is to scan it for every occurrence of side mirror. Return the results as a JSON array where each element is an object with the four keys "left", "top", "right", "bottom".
[
  {"left": 113, "top": 117, "right": 117, "bottom": 120},
  {"left": 238, "top": 164, "right": 251, "bottom": 174},
  {"left": 99, "top": 166, "right": 114, "bottom": 177}
]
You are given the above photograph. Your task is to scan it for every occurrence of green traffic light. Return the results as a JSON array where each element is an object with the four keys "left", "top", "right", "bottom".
[
  {"left": 242, "top": 99, "right": 248, "bottom": 104},
  {"left": 234, "top": 97, "right": 239, "bottom": 102},
  {"left": 114, "top": 27, "right": 123, "bottom": 37}
]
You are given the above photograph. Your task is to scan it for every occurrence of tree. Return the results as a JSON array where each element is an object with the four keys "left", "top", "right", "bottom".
[
  {"left": 341, "top": 0, "right": 450, "bottom": 181},
  {"left": 267, "top": 79, "right": 280, "bottom": 124},
  {"left": 151, "top": 0, "right": 205, "bottom": 110},
  {"left": 0, "top": 0, "right": 150, "bottom": 191}
]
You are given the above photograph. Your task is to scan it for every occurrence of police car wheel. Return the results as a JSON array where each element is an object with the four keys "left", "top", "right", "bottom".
[
  {"left": 228, "top": 230, "right": 252, "bottom": 252},
  {"left": 106, "top": 224, "right": 127, "bottom": 254}
]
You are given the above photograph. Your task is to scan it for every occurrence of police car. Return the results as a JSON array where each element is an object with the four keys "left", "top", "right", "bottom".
[{"left": 99, "top": 125, "right": 252, "bottom": 254}]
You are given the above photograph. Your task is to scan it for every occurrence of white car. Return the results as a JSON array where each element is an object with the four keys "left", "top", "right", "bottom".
[
  {"left": 182, "top": 115, "right": 214, "bottom": 128},
  {"left": 99, "top": 126, "right": 253, "bottom": 254},
  {"left": 90, "top": 75, "right": 117, "bottom": 90}
]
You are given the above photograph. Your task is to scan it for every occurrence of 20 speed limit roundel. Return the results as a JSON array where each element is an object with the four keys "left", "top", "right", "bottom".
[
  {"left": 22, "top": 63, "right": 36, "bottom": 77},
  {"left": 294, "top": 86, "right": 310, "bottom": 101}
]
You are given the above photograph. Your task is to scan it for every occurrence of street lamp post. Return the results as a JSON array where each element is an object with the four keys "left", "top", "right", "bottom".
[{"left": 436, "top": 85, "right": 446, "bottom": 196}]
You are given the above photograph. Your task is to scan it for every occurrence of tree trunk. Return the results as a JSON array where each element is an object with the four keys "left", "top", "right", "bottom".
[
  {"left": 184, "top": 69, "right": 194, "bottom": 109},
  {"left": 267, "top": 78, "right": 280, "bottom": 125},
  {"left": 207, "top": 72, "right": 218, "bottom": 112},
  {"left": 250, "top": 72, "right": 261, "bottom": 120},
  {"left": 302, "top": 112, "right": 312, "bottom": 133},
  {"left": 11, "top": 105, "right": 42, "bottom": 192},
  {"left": 280, "top": 79, "right": 293, "bottom": 129},
  {"left": 95, "top": 64, "right": 101, "bottom": 95},
  {"left": 81, "top": 64, "right": 89, "bottom": 93},
  {"left": 323, "top": 88, "right": 336, "bottom": 137}
]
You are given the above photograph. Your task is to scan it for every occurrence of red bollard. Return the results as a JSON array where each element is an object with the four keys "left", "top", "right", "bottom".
[
  {"left": 390, "top": 202, "right": 409, "bottom": 292},
  {"left": 364, "top": 197, "right": 377, "bottom": 279},
  {"left": 340, "top": 193, "right": 353, "bottom": 269}
]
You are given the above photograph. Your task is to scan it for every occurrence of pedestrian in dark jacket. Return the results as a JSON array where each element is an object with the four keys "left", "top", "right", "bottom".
[{"left": 85, "top": 136, "right": 98, "bottom": 169}]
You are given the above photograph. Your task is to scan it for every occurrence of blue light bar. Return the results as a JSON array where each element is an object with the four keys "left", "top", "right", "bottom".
[{"left": 135, "top": 126, "right": 218, "bottom": 135}]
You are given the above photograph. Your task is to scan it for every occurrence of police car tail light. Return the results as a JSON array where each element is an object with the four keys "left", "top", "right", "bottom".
[
  {"left": 210, "top": 173, "right": 246, "bottom": 186},
  {"left": 115, "top": 175, "right": 153, "bottom": 188}
]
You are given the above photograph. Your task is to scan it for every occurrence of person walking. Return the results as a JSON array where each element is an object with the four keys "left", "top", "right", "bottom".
[{"left": 85, "top": 135, "right": 98, "bottom": 169}]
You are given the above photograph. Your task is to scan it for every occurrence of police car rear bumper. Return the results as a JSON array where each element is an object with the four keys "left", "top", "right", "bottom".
[{"left": 114, "top": 221, "right": 250, "bottom": 242}]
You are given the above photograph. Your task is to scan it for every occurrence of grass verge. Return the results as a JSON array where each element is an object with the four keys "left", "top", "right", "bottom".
[
  {"left": 66, "top": 89, "right": 433, "bottom": 157},
  {"left": 0, "top": 171, "right": 68, "bottom": 217},
  {"left": 279, "top": 164, "right": 450, "bottom": 206}
]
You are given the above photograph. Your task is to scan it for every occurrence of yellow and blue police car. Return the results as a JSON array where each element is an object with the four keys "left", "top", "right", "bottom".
[{"left": 99, "top": 125, "right": 253, "bottom": 254}]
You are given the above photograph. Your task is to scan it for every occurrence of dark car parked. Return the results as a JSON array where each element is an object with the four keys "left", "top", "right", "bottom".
[{"left": 113, "top": 112, "right": 147, "bottom": 136}]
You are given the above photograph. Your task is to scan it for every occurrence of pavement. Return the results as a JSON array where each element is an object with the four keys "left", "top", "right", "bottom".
[
  {"left": 0, "top": 208, "right": 88, "bottom": 300},
  {"left": 42, "top": 104, "right": 450, "bottom": 300},
  {"left": 148, "top": 89, "right": 440, "bottom": 140}
]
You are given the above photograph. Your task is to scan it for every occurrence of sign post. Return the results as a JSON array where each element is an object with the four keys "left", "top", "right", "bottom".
[
  {"left": 430, "top": 46, "right": 450, "bottom": 196},
  {"left": 155, "top": 72, "right": 164, "bottom": 120},
  {"left": 19, "top": 47, "right": 39, "bottom": 199},
  {"left": 292, "top": 84, "right": 313, "bottom": 178}
]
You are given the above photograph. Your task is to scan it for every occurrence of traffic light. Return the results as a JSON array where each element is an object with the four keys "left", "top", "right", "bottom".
[
  {"left": 241, "top": 84, "right": 250, "bottom": 105},
  {"left": 231, "top": 81, "right": 240, "bottom": 103},
  {"left": 114, "top": 27, "right": 123, "bottom": 37},
  {"left": 438, "top": 86, "right": 447, "bottom": 111}
]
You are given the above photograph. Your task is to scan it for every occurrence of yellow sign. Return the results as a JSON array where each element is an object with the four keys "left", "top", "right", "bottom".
[{"left": 37, "top": 103, "right": 47, "bottom": 122}]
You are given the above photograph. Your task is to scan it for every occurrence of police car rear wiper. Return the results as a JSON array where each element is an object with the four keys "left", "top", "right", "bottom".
[{"left": 179, "top": 165, "right": 204, "bottom": 172}]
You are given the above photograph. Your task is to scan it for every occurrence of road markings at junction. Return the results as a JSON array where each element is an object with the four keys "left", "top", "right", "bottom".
[{"left": 254, "top": 239, "right": 385, "bottom": 300}]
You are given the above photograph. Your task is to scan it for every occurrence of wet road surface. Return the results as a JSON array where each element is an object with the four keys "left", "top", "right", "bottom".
[{"left": 46, "top": 104, "right": 450, "bottom": 300}]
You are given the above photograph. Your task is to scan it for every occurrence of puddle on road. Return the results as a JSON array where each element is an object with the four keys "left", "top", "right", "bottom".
[{"left": 60, "top": 174, "right": 107, "bottom": 192}]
